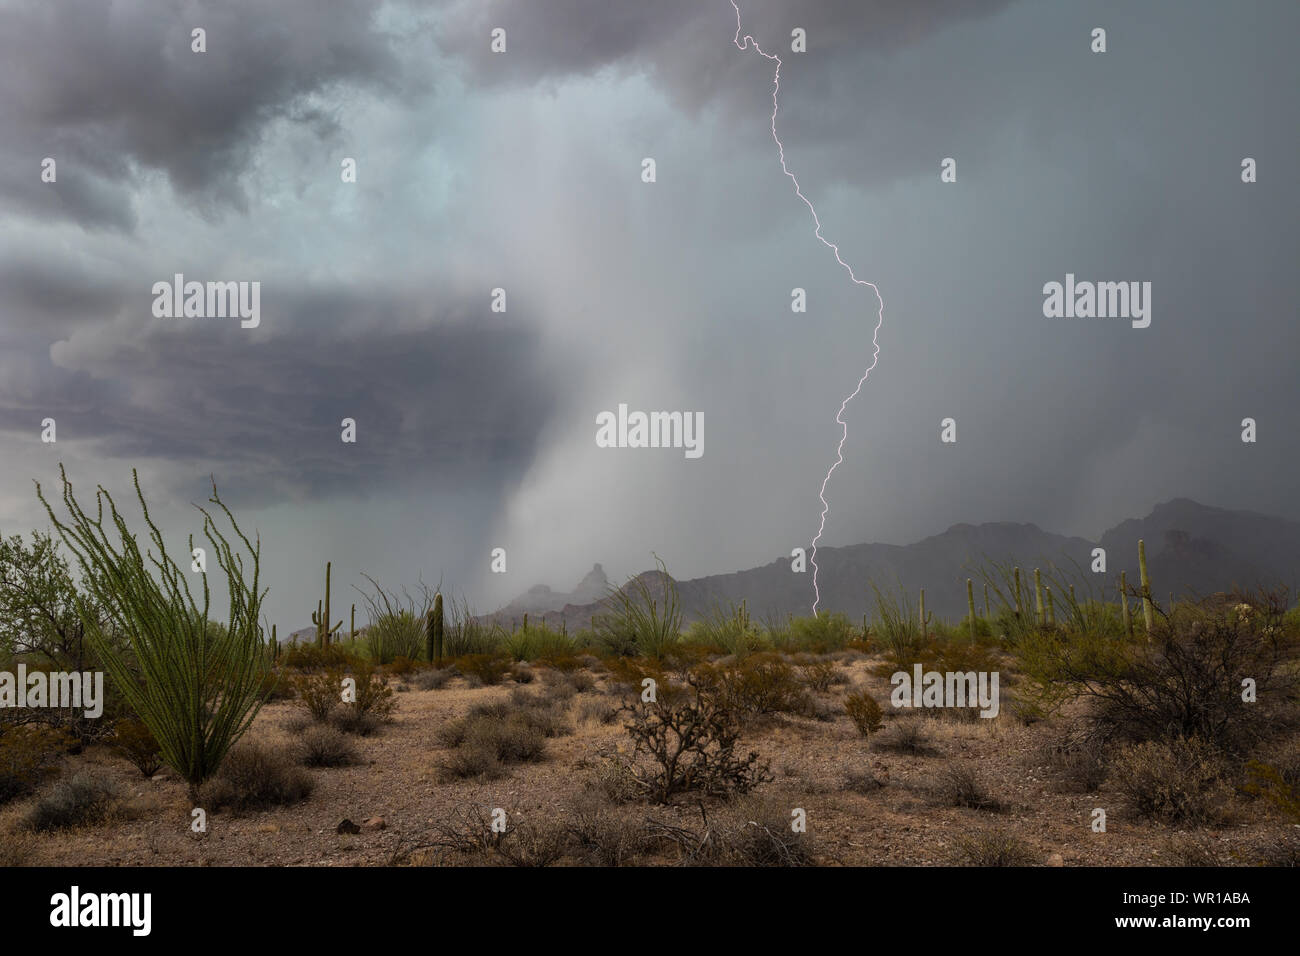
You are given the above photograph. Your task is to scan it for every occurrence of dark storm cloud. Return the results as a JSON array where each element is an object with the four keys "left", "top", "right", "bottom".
[
  {"left": 0, "top": 284, "right": 560, "bottom": 506},
  {"left": 0, "top": 0, "right": 399, "bottom": 228},
  {"left": 439, "top": 0, "right": 1012, "bottom": 102}
]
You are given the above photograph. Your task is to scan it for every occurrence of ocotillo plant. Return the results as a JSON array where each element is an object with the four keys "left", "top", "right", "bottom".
[
  {"left": 1138, "top": 539, "right": 1154, "bottom": 638},
  {"left": 312, "top": 561, "right": 342, "bottom": 647},
  {"left": 1034, "top": 569, "right": 1045, "bottom": 627},
  {"left": 36, "top": 466, "right": 271, "bottom": 804},
  {"left": 983, "top": 583, "right": 990, "bottom": 619},
  {"left": 426, "top": 591, "right": 444, "bottom": 664},
  {"left": 1119, "top": 570, "right": 1133, "bottom": 638}
]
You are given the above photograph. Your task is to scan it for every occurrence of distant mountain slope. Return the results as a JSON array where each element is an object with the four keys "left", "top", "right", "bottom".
[{"left": 489, "top": 499, "right": 1300, "bottom": 631}]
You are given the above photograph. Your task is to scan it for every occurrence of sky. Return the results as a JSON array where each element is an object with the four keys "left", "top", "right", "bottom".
[{"left": 1, "top": 0, "right": 1296, "bottom": 631}]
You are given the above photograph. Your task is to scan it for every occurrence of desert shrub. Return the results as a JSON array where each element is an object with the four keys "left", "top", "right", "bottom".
[
  {"left": 584, "top": 754, "right": 641, "bottom": 805},
  {"left": 955, "top": 830, "right": 1036, "bottom": 866},
  {"left": 700, "top": 653, "right": 810, "bottom": 718},
  {"left": 389, "top": 655, "right": 418, "bottom": 676},
  {"left": 203, "top": 741, "right": 314, "bottom": 813},
  {"left": 438, "top": 740, "right": 504, "bottom": 781},
  {"left": 1109, "top": 737, "right": 1228, "bottom": 824},
  {"left": 282, "top": 643, "right": 354, "bottom": 671},
  {"left": 684, "top": 601, "right": 764, "bottom": 658},
  {"left": 568, "top": 799, "right": 654, "bottom": 865},
  {"left": 1242, "top": 760, "right": 1300, "bottom": 823},
  {"left": 292, "top": 668, "right": 344, "bottom": 723},
  {"left": 875, "top": 717, "right": 937, "bottom": 756},
  {"left": 112, "top": 717, "right": 162, "bottom": 778},
  {"left": 259, "top": 668, "right": 294, "bottom": 701},
  {"left": 348, "top": 658, "right": 397, "bottom": 721},
  {"left": 329, "top": 709, "right": 381, "bottom": 737},
  {"left": 593, "top": 558, "right": 682, "bottom": 660},
  {"left": 26, "top": 772, "right": 122, "bottom": 831},
  {"left": 645, "top": 797, "right": 813, "bottom": 866},
  {"left": 0, "top": 724, "right": 69, "bottom": 805},
  {"left": 510, "top": 663, "right": 535, "bottom": 684},
  {"left": 933, "top": 764, "right": 1004, "bottom": 811},
  {"left": 504, "top": 620, "right": 577, "bottom": 662},
  {"left": 296, "top": 725, "right": 357, "bottom": 768},
  {"left": 1255, "top": 829, "right": 1300, "bottom": 866},
  {"left": 797, "top": 657, "right": 841, "bottom": 692},
  {"left": 1017, "top": 588, "right": 1299, "bottom": 752},
  {"left": 577, "top": 698, "right": 618, "bottom": 725},
  {"left": 844, "top": 769, "right": 884, "bottom": 793},
  {"left": 621, "top": 671, "right": 772, "bottom": 803},
  {"left": 412, "top": 668, "right": 453, "bottom": 691},
  {"left": 844, "top": 690, "right": 884, "bottom": 739},
  {"left": 454, "top": 653, "right": 512, "bottom": 686},
  {"left": 1039, "top": 730, "right": 1108, "bottom": 793},
  {"left": 782, "top": 612, "right": 855, "bottom": 653},
  {"left": 0, "top": 826, "right": 37, "bottom": 866}
]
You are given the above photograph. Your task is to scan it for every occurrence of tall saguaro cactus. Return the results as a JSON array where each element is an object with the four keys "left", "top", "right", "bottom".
[
  {"left": 1033, "top": 568, "right": 1045, "bottom": 627},
  {"left": 919, "top": 588, "right": 928, "bottom": 637},
  {"left": 1138, "top": 539, "right": 1154, "bottom": 639},
  {"left": 1045, "top": 586, "right": 1055, "bottom": 628},
  {"left": 426, "top": 591, "right": 445, "bottom": 664},
  {"left": 313, "top": 561, "right": 343, "bottom": 647}
]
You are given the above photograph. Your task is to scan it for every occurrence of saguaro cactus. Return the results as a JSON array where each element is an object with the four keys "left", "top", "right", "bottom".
[
  {"left": 919, "top": 588, "right": 928, "bottom": 637},
  {"left": 1138, "top": 539, "right": 1154, "bottom": 638},
  {"left": 426, "top": 591, "right": 444, "bottom": 664},
  {"left": 312, "top": 561, "right": 343, "bottom": 647},
  {"left": 350, "top": 604, "right": 356, "bottom": 640},
  {"left": 1013, "top": 567, "right": 1023, "bottom": 620},
  {"left": 1034, "top": 568, "right": 1045, "bottom": 627},
  {"left": 966, "top": 578, "right": 977, "bottom": 640},
  {"left": 1120, "top": 570, "right": 1132, "bottom": 638},
  {"left": 270, "top": 623, "right": 279, "bottom": 661},
  {"left": 1045, "top": 586, "right": 1055, "bottom": 628}
]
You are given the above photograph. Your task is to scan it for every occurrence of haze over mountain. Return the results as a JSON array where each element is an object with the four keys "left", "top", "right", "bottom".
[{"left": 492, "top": 499, "right": 1300, "bottom": 630}]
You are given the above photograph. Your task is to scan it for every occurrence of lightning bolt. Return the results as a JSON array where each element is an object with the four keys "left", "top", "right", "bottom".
[{"left": 730, "top": 1, "right": 885, "bottom": 614}]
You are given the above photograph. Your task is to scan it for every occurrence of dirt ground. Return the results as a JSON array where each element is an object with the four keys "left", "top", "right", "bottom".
[{"left": 3, "top": 652, "right": 1293, "bottom": 867}]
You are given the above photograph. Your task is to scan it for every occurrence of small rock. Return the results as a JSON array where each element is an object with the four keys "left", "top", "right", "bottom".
[
  {"left": 336, "top": 819, "right": 361, "bottom": 835},
  {"left": 362, "top": 816, "right": 387, "bottom": 832},
  {"left": 1047, "top": 852, "right": 1064, "bottom": 867}
]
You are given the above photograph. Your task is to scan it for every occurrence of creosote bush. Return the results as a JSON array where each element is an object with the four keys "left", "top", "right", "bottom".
[
  {"left": 844, "top": 690, "right": 884, "bottom": 739},
  {"left": 203, "top": 741, "right": 314, "bottom": 813},
  {"left": 26, "top": 772, "right": 123, "bottom": 832},
  {"left": 296, "top": 725, "right": 357, "bottom": 768},
  {"left": 1109, "top": 737, "right": 1228, "bottom": 824},
  {"left": 0, "top": 724, "right": 69, "bottom": 805},
  {"left": 111, "top": 718, "right": 163, "bottom": 778}
]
